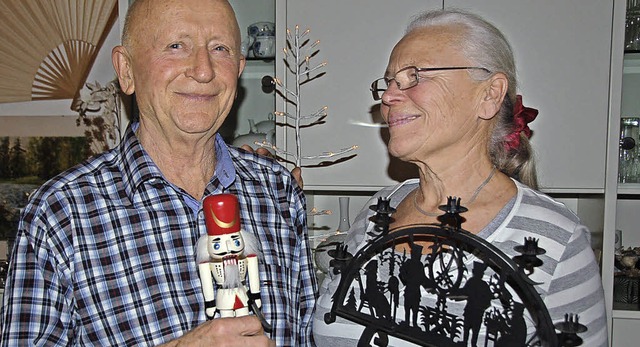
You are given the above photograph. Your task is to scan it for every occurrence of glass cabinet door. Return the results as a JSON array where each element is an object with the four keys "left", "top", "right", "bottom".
[
  {"left": 612, "top": 0, "right": 640, "bottom": 320},
  {"left": 221, "top": 0, "right": 277, "bottom": 147}
]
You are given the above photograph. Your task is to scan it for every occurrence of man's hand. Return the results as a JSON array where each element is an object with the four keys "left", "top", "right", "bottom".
[
  {"left": 240, "top": 145, "right": 304, "bottom": 189},
  {"left": 160, "top": 316, "right": 275, "bottom": 347}
]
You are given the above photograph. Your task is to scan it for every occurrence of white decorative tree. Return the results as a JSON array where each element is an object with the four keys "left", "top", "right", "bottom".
[{"left": 258, "top": 25, "right": 357, "bottom": 167}]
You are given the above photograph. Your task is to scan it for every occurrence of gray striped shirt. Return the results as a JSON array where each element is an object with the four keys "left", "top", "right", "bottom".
[{"left": 313, "top": 179, "right": 607, "bottom": 346}]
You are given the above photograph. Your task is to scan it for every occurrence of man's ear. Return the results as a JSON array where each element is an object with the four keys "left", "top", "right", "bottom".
[
  {"left": 234, "top": 55, "right": 246, "bottom": 100},
  {"left": 478, "top": 73, "right": 508, "bottom": 120},
  {"left": 112, "top": 45, "right": 135, "bottom": 95},
  {"left": 238, "top": 54, "right": 246, "bottom": 77}
]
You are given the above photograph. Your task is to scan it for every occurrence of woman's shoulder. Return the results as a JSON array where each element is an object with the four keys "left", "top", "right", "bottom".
[
  {"left": 512, "top": 179, "right": 581, "bottom": 225},
  {"left": 376, "top": 179, "right": 420, "bottom": 202}
]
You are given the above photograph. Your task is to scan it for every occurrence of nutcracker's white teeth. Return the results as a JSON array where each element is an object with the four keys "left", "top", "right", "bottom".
[{"left": 223, "top": 255, "right": 238, "bottom": 265}]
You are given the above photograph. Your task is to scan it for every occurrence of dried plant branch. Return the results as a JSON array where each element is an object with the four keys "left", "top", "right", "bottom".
[{"left": 74, "top": 79, "right": 122, "bottom": 155}]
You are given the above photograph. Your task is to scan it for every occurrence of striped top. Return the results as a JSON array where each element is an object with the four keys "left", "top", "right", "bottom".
[
  {"left": 313, "top": 179, "right": 607, "bottom": 346},
  {"left": 0, "top": 123, "right": 317, "bottom": 346}
]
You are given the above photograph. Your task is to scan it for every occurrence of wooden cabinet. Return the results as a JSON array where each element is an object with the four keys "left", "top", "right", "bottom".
[
  {"left": 602, "top": 1, "right": 640, "bottom": 344},
  {"left": 447, "top": 0, "right": 613, "bottom": 192},
  {"left": 612, "top": 317, "right": 640, "bottom": 347},
  {"left": 278, "top": 1, "right": 620, "bottom": 343},
  {"left": 277, "top": 0, "right": 613, "bottom": 192}
]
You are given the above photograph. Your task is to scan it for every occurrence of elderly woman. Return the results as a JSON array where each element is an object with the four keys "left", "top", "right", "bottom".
[{"left": 312, "top": 8, "right": 607, "bottom": 347}]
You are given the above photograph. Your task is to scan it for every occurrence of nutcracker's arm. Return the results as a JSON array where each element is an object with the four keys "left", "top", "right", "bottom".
[
  {"left": 198, "top": 262, "right": 217, "bottom": 319},
  {"left": 246, "top": 254, "right": 261, "bottom": 308},
  {"left": 245, "top": 254, "right": 271, "bottom": 332}
]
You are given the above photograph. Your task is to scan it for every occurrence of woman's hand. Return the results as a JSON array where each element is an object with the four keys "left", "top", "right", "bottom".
[{"left": 240, "top": 145, "right": 304, "bottom": 189}]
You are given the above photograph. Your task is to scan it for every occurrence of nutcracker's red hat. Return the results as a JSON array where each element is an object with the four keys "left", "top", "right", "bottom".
[{"left": 203, "top": 194, "right": 241, "bottom": 236}]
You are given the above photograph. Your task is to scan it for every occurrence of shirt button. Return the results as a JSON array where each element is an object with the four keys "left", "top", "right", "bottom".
[{"left": 149, "top": 179, "right": 164, "bottom": 189}]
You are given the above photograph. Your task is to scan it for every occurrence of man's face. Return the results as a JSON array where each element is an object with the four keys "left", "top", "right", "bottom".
[
  {"left": 207, "top": 231, "right": 245, "bottom": 260},
  {"left": 124, "top": 0, "right": 245, "bottom": 138}
]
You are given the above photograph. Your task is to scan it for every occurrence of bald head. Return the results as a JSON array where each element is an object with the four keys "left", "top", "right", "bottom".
[{"left": 121, "top": 0, "right": 241, "bottom": 51}]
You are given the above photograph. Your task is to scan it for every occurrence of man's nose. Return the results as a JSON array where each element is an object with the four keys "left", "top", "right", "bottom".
[{"left": 186, "top": 47, "right": 215, "bottom": 82}]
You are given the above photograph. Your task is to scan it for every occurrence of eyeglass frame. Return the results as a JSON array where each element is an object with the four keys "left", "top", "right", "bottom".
[{"left": 370, "top": 66, "right": 491, "bottom": 101}]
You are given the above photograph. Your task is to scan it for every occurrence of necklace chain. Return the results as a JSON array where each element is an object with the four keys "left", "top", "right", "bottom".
[{"left": 412, "top": 165, "right": 497, "bottom": 217}]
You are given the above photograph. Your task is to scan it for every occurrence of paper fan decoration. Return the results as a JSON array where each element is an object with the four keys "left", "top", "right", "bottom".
[{"left": 0, "top": 0, "right": 118, "bottom": 109}]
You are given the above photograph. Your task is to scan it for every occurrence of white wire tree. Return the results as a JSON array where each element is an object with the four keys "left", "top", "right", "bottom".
[{"left": 258, "top": 25, "right": 357, "bottom": 168}]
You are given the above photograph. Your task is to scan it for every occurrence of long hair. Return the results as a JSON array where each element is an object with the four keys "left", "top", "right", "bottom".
[{"left": 406, "top": 9, "right": 538, "bottom": 189}]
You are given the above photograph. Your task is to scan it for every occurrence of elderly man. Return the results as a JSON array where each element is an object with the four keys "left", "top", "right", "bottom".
[{"left": 0, "top": 0, "right": 316, "bottom": 346}]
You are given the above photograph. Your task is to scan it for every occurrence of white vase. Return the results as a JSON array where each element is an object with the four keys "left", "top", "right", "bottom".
[{"left": 337, "top": 197, "right": 350, "bottom": 232}]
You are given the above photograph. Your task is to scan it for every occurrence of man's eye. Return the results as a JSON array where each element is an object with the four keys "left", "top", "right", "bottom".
[
  {"left": 213, "top": 45, "right": 230, "bottom": 52},
  {"left": 213, "top": 243, "right": 220, "bottom": 250},
  {"left": 169, "top": 43, "right": 182, "bottom": 49},
  {"left": 234, "top": 240, "right": 241, "bottom": 247}
]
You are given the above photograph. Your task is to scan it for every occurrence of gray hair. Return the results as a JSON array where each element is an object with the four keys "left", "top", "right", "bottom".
[
  {"left": 406, "top": 8, "right": 537, "bottom": 189},
  {"left": 120, "top": 0, "right": 143, "bottom": 48}
]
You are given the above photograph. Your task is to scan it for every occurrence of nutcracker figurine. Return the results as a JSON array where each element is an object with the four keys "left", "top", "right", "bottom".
[{"left": 197, "top": 194, "right": 261, "bottom": 319}]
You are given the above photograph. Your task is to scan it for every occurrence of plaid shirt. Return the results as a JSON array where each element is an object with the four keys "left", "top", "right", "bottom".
[{"left": 0, "top": 124, "right": 317, "bottom": 346}]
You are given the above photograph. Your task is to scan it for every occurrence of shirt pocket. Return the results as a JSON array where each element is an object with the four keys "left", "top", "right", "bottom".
[{"left": 259, "top": 262, "right": 296, "bottom": 340}]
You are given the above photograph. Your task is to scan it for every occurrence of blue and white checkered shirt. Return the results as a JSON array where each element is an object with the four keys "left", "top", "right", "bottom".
[{"left": 0, "top": 123, "right": 317, "bottom": 346}]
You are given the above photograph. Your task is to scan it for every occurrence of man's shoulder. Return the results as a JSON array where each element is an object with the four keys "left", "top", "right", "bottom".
[
  {"left": 28, "top": 150, "right": 121, "bottom": 204},
  {"left": 227, "top": 146, "right": 293, "bottom": 181}
]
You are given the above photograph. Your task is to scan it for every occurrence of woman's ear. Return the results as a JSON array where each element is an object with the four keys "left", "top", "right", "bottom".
[
  {"left": 112, "top": 45, "right": 135, "bottom": 95},
  {"left": 478, "top": 73, "right": 508, "bottom": 120}
]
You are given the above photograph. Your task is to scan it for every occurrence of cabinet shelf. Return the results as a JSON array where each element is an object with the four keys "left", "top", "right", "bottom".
[
  {"left": 624, "top": 52, "right": 640, "bottom": 74},
  {"left": 246, "top": 57, "right": 275, "bottom": 62},
  {"left": 617, "top": 183, "right": 640, "bottom": 195},
  {"left": 612, "top": 308, "right": 640, "bottom": 319},
  {"left": 242, "top": 59, "right": 275, "bottom": 79}
]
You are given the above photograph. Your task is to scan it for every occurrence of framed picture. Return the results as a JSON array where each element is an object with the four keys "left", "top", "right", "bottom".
[{"left": 0, "top": 115, "right": 96, "bottom": 258}]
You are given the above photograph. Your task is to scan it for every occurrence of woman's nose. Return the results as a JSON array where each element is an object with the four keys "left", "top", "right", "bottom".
[{"left": 381, "top": 80, "right": 404, "bottom": 104}]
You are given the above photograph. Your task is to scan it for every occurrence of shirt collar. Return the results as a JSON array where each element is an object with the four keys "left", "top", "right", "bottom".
[
  {"left": 214, "top": 137, "right": 265, "bottom": 186},
  {"left": 119, "top": 122, "right": 165, "bottom": 198},
  {"left": 118, "top": 122, "right": 246, "bottom": 198},
  {"left": 213, "top": 133, "right": 236, "bottom": 188}
]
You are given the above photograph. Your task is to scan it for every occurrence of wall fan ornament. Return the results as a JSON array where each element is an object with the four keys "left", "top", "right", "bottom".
[
  {"left": 323, "top": 197, "right": 589, "bottom": 347},
  {"left": 0, "top": 0, "right": 118, "bottom": 110}
]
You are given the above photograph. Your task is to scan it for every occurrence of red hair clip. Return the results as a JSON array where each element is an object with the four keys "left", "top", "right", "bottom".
[{"left": 504, "top": 95, "right": 538, "bottom": 150}]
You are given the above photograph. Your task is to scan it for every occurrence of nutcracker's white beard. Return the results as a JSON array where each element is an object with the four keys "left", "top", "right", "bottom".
[{"left": 222, "top": 262, "right": 242, "bottom": 289}]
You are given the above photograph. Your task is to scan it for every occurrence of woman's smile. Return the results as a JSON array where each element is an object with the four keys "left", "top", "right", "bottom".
[{"left": 387, "top": 113, "right": 421, "bottom": 127}]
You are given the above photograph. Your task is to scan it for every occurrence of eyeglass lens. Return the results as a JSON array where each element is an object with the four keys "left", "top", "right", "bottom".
[
  {"left": 371, "top": 67, "right": 418, "bottom": 100},
  {"left": 370, "top": 66, "right": 489, "bottom": 100}
]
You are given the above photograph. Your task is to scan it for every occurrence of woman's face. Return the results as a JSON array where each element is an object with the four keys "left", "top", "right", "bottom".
[{"left": 380, "top": 26, "right": 487, "bottom": 163}]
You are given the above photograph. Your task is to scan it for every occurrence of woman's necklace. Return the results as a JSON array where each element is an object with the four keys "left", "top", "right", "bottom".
[{"left": 412, "top": 165, "right": 497, "bottom": 217}]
